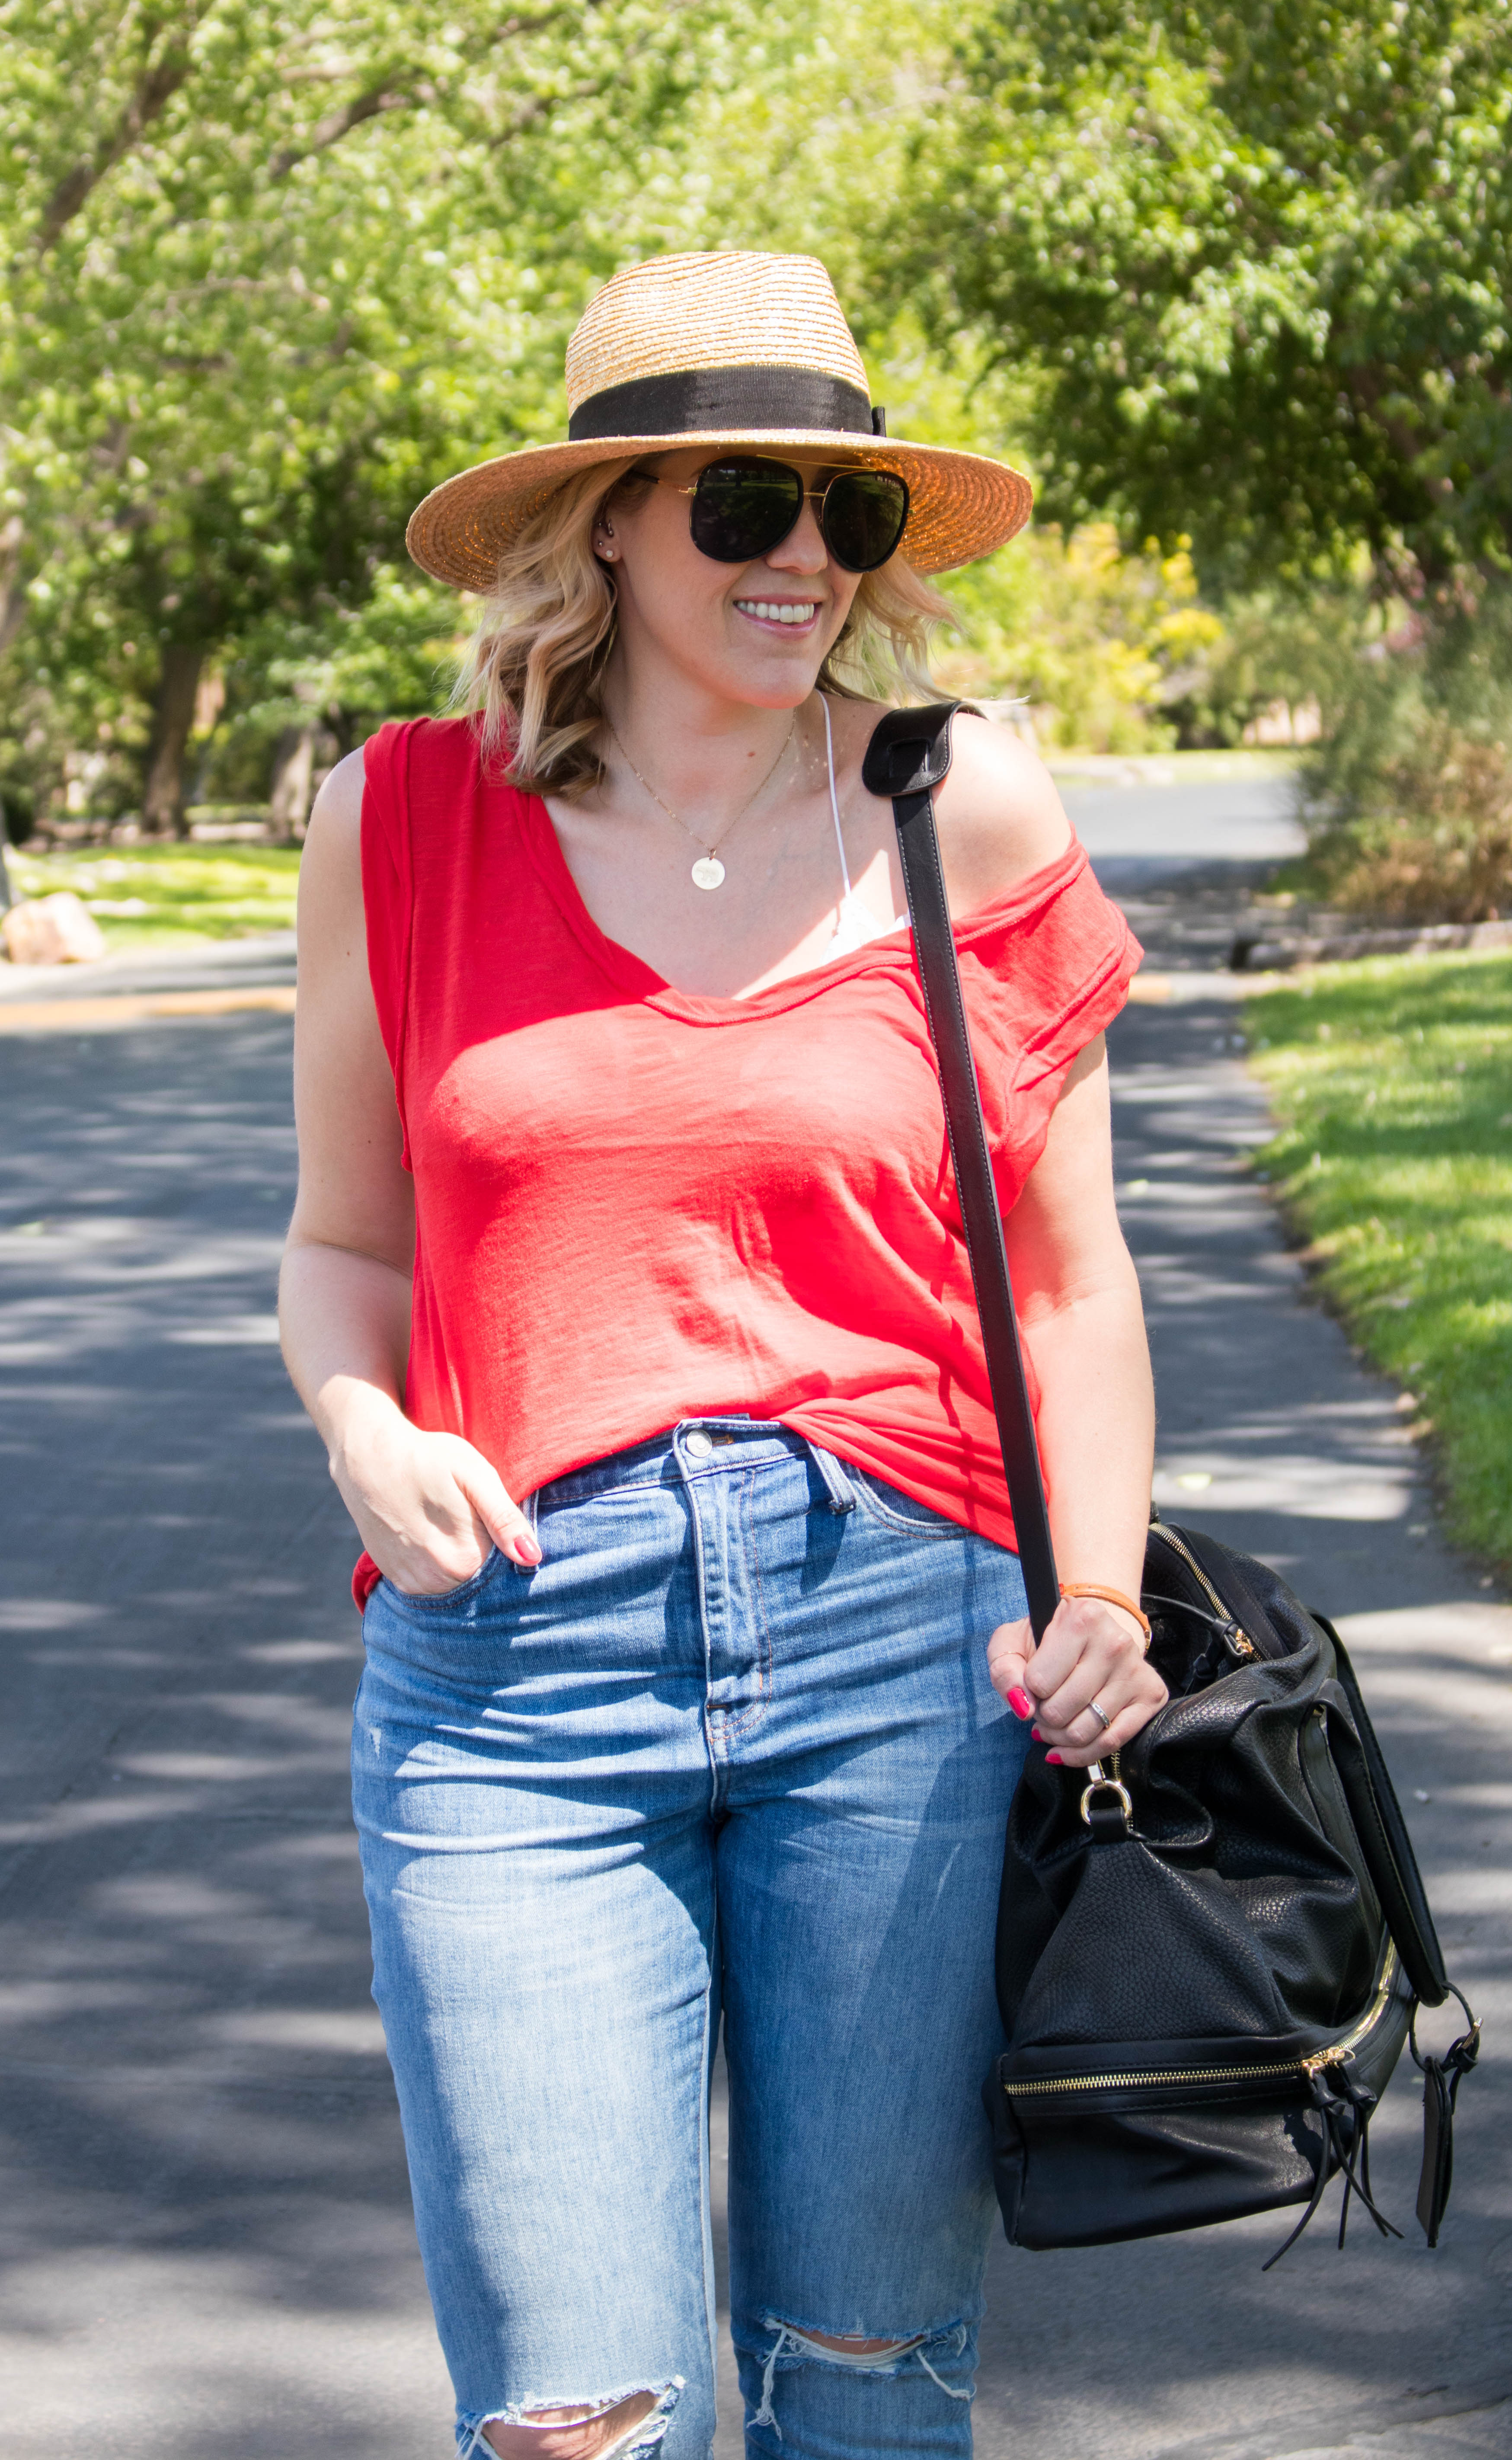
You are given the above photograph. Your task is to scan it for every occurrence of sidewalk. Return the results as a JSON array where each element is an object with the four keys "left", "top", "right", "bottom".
[
  {"left": 0, "top": 928, "right": 297, "bottom": 998},
  {"left": 0, "top": 930, "right": 297, "bottom": 1029}
]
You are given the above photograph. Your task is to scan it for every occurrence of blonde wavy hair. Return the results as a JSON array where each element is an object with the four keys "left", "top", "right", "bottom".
[{"left": 451, "top": 459, "right": 956, "bottom": 796}]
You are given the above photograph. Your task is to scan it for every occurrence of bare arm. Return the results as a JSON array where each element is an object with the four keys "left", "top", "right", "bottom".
[
  {"left": 280, "top": 748, "right": 539, "bottom": 1592},
  {"left": 915, "top": 715, "right": 1161, "bottom": 1757},
  {"left": 986, "top": 1036, "right": 1166, "bottom": 1765}
]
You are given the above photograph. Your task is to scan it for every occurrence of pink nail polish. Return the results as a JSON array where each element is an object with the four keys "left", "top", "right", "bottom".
[
  {"left": 1045, "top": 1750, "right": 1064, "bottom": 1764},
  {"left": 514, "top": 1533, "right": 542, "bottom": 1567},
  {"left": 1007, "top": 1687, "right": 1034, "bottom": 1719}
]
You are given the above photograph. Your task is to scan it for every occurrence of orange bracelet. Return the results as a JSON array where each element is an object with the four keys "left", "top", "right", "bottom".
[{"left": 1059, "top": 1582, "right": 1152, "bottom": 1647}]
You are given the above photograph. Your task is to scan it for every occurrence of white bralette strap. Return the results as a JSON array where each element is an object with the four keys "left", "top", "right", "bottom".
[{"left": 819, "top": 692, "right": 852, "bottom": 902}]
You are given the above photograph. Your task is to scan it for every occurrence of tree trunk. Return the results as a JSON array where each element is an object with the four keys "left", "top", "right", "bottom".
[
  {"left": 269, "top": 726, "right": 317, "bottom": 842},
  {"left": 142, "top": 641, "right": 205, "bottom": 838}
]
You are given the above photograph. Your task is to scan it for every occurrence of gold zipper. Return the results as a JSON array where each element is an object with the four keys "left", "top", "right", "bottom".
[
  {"left": 1300, "top": 1945, "right": 1401, "bottom": 2075},
  {"left": 1007, "top": 2057, "right": 1301, "bottom": 2097},
  {"left": 1148, "top": 1522, "right": 1258, "bottom": 1657},
  {"left": 1005, "top": 1949, "right": 1401, "bottom": 2099}
]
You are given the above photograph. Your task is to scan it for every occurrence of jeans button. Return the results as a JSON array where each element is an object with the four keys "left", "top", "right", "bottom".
[{"left": 684, "top": 1430, "right": 714, "bottom": 1460}]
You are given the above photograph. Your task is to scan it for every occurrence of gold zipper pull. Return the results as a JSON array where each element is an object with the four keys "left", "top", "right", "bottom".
[{"left": 1150, "top": 1524, "right": 1260, "bottom": 1658}]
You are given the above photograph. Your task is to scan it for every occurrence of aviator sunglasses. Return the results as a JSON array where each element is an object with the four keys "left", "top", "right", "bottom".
[{"left": 652, "top": 454, "right": 911, "bottom": 574}]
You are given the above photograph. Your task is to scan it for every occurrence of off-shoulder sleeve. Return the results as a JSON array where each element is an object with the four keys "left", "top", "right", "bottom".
[
  {"left": 1008, "top": 853, "right": 1141, "bottom": 1095},
  {"left": 957, "top": 842, "right": 1143, "bottom": 1193}
]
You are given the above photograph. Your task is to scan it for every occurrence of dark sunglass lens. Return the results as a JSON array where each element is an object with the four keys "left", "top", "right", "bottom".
[
  {"left": 822, "top": 469, "right": 910, "bottom": 572},
  {"left": 689, "top": 459, "right": 804, "bottom": 562}
]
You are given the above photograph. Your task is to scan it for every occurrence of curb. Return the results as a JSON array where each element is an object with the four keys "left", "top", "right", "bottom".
[{"left": 0, "top": 985, "right": 297, "bottom": 1033}]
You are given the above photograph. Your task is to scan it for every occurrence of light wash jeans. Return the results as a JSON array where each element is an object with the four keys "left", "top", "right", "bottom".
[{"left": 354, "top": 1418, "right": 1032, "bottom": 2458}]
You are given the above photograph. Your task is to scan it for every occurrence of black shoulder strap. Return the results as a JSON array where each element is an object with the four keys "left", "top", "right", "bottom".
[
  {"left": 1311, "top": 1614, "right": 1451, "bottom": 2006},
  {"left": 862, "top": 702, "right": 1060, "bottom": 1637}
]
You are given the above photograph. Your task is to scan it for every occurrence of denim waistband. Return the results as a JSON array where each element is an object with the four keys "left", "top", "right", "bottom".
[{"left": 533, "top": 1419, "right": 856, "bottom": 1515}]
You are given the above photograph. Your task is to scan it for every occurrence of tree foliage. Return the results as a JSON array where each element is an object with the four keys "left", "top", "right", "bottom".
[
  {"left": 924, "top": 0, "right": 1512, "bottom": 595},
  {"left": 2, "top": 0, "right": 876, "bottom": 827},
  {"left": 11, "top": 0, "right": 1509, "bottom": 836}
]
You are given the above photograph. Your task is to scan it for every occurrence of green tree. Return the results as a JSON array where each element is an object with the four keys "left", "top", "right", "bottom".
[
  {"left": 2, "top": 0, "right": 1018, "bottom": 835},
  {"left": 0, "top": 0, "right": 792, "bottom": 830},
  {"left": 920, "top": 0, "right": 1512, "bottom": 597}
]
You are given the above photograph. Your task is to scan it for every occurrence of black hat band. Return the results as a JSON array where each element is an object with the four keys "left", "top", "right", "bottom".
[{"left": 567, "top": 363, "right": 876, "bottom": 444}]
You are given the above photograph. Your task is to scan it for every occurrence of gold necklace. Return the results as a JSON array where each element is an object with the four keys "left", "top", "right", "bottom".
[{"left": 606, "top": 715, "right": 796, "bottom": 890}]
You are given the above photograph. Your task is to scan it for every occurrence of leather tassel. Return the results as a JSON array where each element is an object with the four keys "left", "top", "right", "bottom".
[
  {"left": 1412, "top": 1989, "right": 1480, "bottom": 2248},
  {"left": 1261, "top": 2109, "right": 1335, "bottom": 2271},
  {"left": 1263, "top": 2070, "right": 1401, "bottom": 2270},
  {"left": 1332, "top": 2070, "right": 1397, "bottom": 2250}
]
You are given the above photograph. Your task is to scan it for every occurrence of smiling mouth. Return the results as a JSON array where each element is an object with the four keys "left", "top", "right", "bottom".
[{"left": 734, "top": 598, "right": 820, "bottom": 628}]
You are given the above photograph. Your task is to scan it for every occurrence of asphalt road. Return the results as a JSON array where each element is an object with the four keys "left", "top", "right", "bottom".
[
  {"left": 0, "top": 781, "right": 1507, "bottom": 2457},
  {"left": 1062, "top": 762, "right": 1306, "bottom": 873},
  {"left": 1062, "top": 763, "right": 1308, "bottom": 973}
]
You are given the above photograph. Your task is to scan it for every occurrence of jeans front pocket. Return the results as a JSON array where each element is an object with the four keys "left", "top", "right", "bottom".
[
  {"left": 379, "top": 1545, "right": 505, "bottom": 1611},
  {"left": 846, "top": 1467, "right": 962, "bottom": 1539},
  {"left": 361, "top": 1545, "right": 527, "bottom": 1696}
]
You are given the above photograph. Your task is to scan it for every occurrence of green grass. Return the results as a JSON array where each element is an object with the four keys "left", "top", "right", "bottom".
[
  {"left": 6, "top": 843, "right": 300, "bottom": 949},
  {"left": 1247, "top": 950, "right": 1512, "bottom": 1571}
]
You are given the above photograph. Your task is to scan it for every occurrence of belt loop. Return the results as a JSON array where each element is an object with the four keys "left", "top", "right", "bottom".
[{"left": 809, "top": 1444, "right": 857, "bottom": 1515}]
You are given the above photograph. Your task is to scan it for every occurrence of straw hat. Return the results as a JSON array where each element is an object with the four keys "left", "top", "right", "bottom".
[{"left": 406, "top": 251, "right": 1033, "bottom": 589}]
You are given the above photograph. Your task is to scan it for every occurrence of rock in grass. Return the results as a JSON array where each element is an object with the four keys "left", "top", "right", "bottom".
[{"left": 0, "top": 893, "right": 108, "bottom": 965}]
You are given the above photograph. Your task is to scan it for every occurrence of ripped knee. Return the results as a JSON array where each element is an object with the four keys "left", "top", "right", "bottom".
[
  {"left": 793, "top": 2329, "right": 917, "bottom": 2356},
  {"left": 482, "top": 2388, "right": 663, "bottom": 2460},
  {"left": 748, "top": 2315, "right": 973, "bottom": 2434}
]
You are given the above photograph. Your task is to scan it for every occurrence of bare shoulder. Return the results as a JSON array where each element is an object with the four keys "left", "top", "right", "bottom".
[
  {"left": 298, "top": 745, "right": 368, "bottom": 934},
  {"left": 288, "top": 740, "right": 407, "bottom": 1253},
  {"left": 932, "top": 713, "right": 1071, "bottom": 904},
  {"left": 303, "top": 745, "right": 367, "bottom": 864},
  {"left": 838, "top": 696, "right": 1071, "bottom": 910}
]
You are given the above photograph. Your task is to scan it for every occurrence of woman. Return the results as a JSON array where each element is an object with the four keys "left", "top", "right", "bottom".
[{"left": 281, "top": 250, "right": 1163, "bottom": 2460}]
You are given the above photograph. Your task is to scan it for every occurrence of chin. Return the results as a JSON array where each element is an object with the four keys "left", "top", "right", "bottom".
[
  {"left": 734, "top": 635, "right": 841, "bottom": 697},
  {"left": 733, "top": 670, "right": 824, "bottom": 710}
]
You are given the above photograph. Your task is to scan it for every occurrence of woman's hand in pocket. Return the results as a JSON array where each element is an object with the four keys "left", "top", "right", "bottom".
[
  {"left": 988, "top": 1596, "right": 1166, "bottom": 1768},
  {"left": 331, "top": 1392, "right": 540, "bottom": 1595}
]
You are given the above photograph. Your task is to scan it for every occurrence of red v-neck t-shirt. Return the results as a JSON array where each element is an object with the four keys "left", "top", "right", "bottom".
[{"left": 352, "top": 714, "right": 1140, "bottom": 1606}]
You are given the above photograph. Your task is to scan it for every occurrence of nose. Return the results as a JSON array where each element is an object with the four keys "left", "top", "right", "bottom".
[{"left": 765, "top": 491, "right": 829, "bottom": 576}]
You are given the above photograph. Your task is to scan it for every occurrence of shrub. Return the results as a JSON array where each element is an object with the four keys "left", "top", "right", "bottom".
[
  {"left": 933, "top": 522, "right": 1223, "bottom": 753},
  {"left": 1299, "top": 594, "right": 1512, "bottom": 924}
]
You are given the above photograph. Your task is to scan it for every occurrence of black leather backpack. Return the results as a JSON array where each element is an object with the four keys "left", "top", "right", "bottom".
[{"left": 863, "top": 703, "right": 1480, "bottom": 2264}]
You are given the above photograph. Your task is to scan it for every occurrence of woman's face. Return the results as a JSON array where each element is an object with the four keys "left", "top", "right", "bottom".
[{"left": 593, "top": 449, "right": 866, "bottom": 710}]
